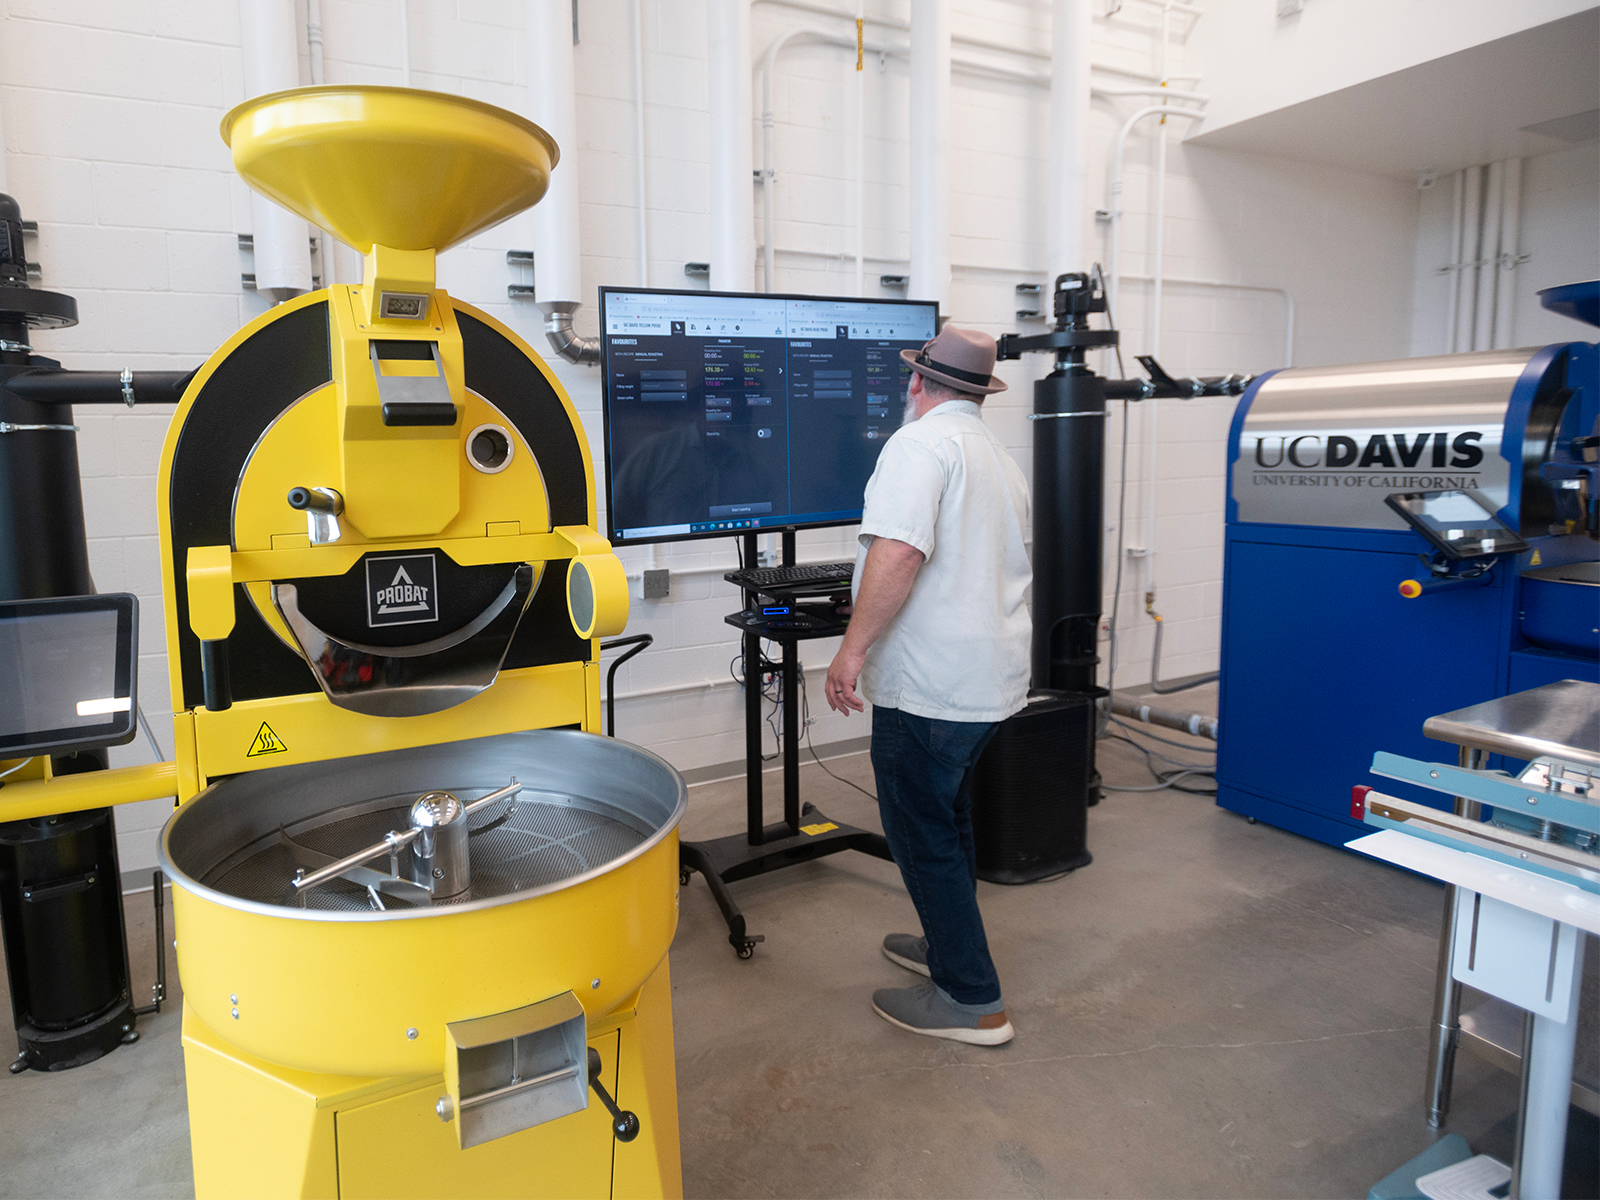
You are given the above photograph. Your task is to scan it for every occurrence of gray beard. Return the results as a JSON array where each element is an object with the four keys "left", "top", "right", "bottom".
[{"left": 900, "top": 397, "right": 919, "bottom": 428}]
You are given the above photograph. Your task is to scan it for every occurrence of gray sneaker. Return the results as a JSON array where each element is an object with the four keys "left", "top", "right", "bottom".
[
  {"left": 871, "top": 982, "right": 1015, "bottom": 1046},
  {"left": 882, "top": 933, "right": 930, "bottom": 977}
]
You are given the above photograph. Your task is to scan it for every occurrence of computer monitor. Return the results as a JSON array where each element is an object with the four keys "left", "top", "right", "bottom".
[
  {"left": 599, "top": 287, "right": 940, "bottom": 546},
  {"left": 0, "top": 593, "right": 139, "bottom": 758}
]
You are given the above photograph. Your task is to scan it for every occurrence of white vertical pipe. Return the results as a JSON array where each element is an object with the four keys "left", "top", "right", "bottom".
[
  {"left": 528, "top": 0, "right": 582, "bottom": 306},
  {"left": 305, "top": 0, "right": 333, "bottom": 284},
  {"left": 632, "top": 0, "right": 650, "bottom": 286},
  {"left": 1474, "top": 160, "right": 1503, "bottom": 352},
  {"left": 399, "top": 0, "right": 411, "bottom": 86},
  {"left": 238, "top": 0, "right": 313, "bottom": 297},
  {"left": 708, "top": 0, "right": 755, "bottom": 293},
  {"left": 1045, "top": 0, "right": 1090, "bottom": 288},
  {"left": 1145, "top": 8, "right": 1170, "bottom": 596},
  {"left": 0, "top": 79, "right": 10, "bottom": 194},
  {"left": 854, "top": 1, "right": 865, "bottom": 297},
  {"left": 1493, "top": 158, "right": 1522, "bottom": 351},
  {"left": 909, "top": 0, "right": 951, "bottom": 308},
  {"left": 306, "top": 0, "right": 325, "bottom": 85},
  {"left": 1453, "top": 164, "right": 1482, "bottom": 354},
  {"left": 1443, "top": 170, "right": 1463, "bottom": 353}
]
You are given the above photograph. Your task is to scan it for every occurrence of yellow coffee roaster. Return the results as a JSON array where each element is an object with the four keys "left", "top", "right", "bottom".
[{"left": 149, "top": 86, "right": 683, "bottom": 1198}]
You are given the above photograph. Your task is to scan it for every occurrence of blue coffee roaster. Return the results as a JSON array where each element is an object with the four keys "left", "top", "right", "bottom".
[{"left": 1214, "top": 281, "right": 1599, "bottom": 845}]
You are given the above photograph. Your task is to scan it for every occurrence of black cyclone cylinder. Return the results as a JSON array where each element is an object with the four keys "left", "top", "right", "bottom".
[
  {"left": 1030, "top": 368, "right": 1106, "bottom": 693},
  {"left": 0, "top": 193, "right": 135, "bottom": 1073}
]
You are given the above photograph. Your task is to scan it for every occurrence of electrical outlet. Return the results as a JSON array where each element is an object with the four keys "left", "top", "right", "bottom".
[{"left": 641, "top": 568, "right": 669, "bottom": 600}]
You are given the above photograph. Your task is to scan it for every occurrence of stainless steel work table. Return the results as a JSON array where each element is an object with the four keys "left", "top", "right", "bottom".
[{"left": 1418, "top": 680, "right": 1600, "bottom": 1168}]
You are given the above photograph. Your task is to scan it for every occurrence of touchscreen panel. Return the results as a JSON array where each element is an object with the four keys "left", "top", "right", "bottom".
[
  {"left": 1384, "top": 489, "right": 1530, "bottom": 560},
  {"left": 0, "top": 595, "right": 138, "bottom": 757}
]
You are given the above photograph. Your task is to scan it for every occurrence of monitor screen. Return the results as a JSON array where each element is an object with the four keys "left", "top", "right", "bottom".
[
  {"left": 1383, "top": 488, "right": 1531, "bottom": 560},
  {"left": 599, "top": 287, "right": 940, "bottom": 545},
  {"left": 0, "top": 594, "right": 139, "bottom": 757}
]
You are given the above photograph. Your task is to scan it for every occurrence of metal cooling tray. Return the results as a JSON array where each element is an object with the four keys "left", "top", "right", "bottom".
[{"left": 161, "top": 729, "right": 686, "bottom": 922}]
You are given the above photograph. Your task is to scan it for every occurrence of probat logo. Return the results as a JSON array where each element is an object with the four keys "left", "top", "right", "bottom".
[
  {"left": 1253, "top": 431, "right": 1484, "bottom": 470},
  {"left": 366, "top": 553, "right": 440, "bottom": 628}
]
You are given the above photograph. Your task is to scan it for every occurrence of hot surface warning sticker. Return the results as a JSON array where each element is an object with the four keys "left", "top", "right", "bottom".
[
  {"left": 247, "top": 723, "right": 287, "bottom": 757},
  {"left": 366, "top": 553, "right": 440, "bottom": 628}
]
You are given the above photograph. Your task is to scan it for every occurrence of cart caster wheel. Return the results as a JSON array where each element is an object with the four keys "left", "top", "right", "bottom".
[
  {"left": 120, "top": 1029, "right": 140, "bottom": 1045},
  {"left": 736, "top": 942, "right": 756, "bottom": 960},
  {"left": 1246, "top": 817, "right": 1257, "bottom": 825},
  {"left": 679, "top": 867, "right": 691, "bottom": 886},
  {"left": 8, "top": 1057, "right": 27, "bottom": 1075}
]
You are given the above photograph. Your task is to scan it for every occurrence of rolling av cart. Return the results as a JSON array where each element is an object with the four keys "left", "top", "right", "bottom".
[{"left": 678, "top": 530, "right": 893, "bottom": 958}]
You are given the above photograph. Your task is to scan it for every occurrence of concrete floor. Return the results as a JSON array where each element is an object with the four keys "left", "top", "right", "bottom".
[{"left": 0, "top": 698, "right": 1560, "bottom": 1198}]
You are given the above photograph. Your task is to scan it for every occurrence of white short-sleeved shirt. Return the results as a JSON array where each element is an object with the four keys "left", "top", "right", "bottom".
[{"left": 852, "top": 398, "right": 1032, "bottom": 723}]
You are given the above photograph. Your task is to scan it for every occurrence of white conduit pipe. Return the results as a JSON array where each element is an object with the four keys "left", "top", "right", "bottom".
[
  {"left": 239, "top": 0, "right": 313, "bottom": 298},
  {"left": 1046, "top": 0, "right": 1090, "bottom": 287},
  {"left": 306, "top": 0, "right": 325, "bottom": 85},
  {"left": 1475, "top": 159, "right": 1504, "bottom": 353},
  {"left": 1454, "top": 163, "right": 1483, "bottom": 353},
  {"left": 760, "top": 246, "right": 1292, "bottom": 364},
  {"left": 632, "top": 0, "right": 650, "bottom": 287},
  {"left": 909, "top": 0, "right": 951, "bottom": 308},
  {"left": 1105, "top": 104, "right": 1206, "bottom": 332},
  {"left": 1493, "top": 158, "right": 1522, "bottom": 351},
  {"left": 854, "top": 0, "right": 865, "bottom": 297},
  {"left": 757, "top": 0, "right": 1208, "bottom": 71},
  {"left": 399, "top": 0, "right": 410, "bottom": 86},
  {"left": 759, "top": 28, "right": 893, "bottom": 292},
  {"left": 0, "top": 48, "right": 9, "bottom": 193},
  {"left": 708, "top": 0, "right": 756, "bottom": 293},
  {"left": 1444, "top": 170, "right": 1464, "bottom": 353},
  {"left": 305, "top": 0, "right": 330, "bottom": 282},
  {"left": 1144, "top": 7, "right": 1173, "bottom": 596},
  {"left": 527, "top": 0, "right": 599, "bottom": 365}
]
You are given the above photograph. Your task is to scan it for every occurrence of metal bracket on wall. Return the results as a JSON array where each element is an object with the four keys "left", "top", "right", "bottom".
[
  {"left": 684, "top": 263, "right": 710, "bottom": 279},
  {"left": 506, "top": 249, "right": 535, "bottom": 300}
]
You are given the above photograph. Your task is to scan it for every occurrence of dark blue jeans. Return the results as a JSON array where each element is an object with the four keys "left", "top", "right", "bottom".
[{"left": 870, "top": 705, "right": 1002, "bottom": 1007}]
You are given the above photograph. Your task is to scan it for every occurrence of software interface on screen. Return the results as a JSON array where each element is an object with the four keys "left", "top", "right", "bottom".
[
  {"left": 0, "top": 609, "right": 122, "bottom": 737},
  {"left": 601, "top": 289, "right": 939, "bottom": 543}
]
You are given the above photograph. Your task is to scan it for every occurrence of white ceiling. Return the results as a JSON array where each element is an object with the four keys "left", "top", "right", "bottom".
[{"left": 1187, "top": 9, "right": 1600, "bottom": 179}]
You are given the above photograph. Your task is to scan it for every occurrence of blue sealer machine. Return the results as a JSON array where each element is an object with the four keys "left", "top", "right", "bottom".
[
  {"left": 1215, "top": 281, "right": 1600, "bottom": 846},
  {"left": 1350, "top": 679, "right": 1599, "bottom": 1200}
]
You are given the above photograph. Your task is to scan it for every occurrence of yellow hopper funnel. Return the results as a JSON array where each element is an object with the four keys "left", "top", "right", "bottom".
[{"left": 221, "top": 85, "right": 558, "bottom": 256}]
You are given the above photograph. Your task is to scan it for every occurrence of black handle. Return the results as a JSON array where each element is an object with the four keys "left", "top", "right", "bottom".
[
  {"left": 599, "top": 634, "right": 654, "bottom": 738},
  {"left": 200, "top": 639, "right": 232, "bottom": 712},
  {"left": 586, "top": 1047, "right": 640, "bottom": 1142},
  {"left": 287, "top": 486, "right": 338, "bottom": 513},
  {"left": 21, "top": 872, "right": 96, "bottom": 902}
]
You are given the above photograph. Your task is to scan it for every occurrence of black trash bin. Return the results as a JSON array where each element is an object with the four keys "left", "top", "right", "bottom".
[{"left": 970, "top": 690, "right": 1094, "bottom": 885}]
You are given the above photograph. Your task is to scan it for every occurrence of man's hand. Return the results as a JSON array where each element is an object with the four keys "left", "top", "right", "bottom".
[
  {"left": 825, "top": 648, "right": 866, "bottom": 714},
  {"left": 824, "top": 537, "right": 925, "bottom": 716}
]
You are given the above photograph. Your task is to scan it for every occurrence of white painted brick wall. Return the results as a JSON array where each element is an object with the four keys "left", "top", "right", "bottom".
[{"left": 2, "top": 0, "right": 1419, "bottom": 871}]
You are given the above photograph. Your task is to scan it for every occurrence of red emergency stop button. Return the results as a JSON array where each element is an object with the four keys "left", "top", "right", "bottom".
[{"left": 1398, "top": 579, "right": 1422, "bottom": 599}]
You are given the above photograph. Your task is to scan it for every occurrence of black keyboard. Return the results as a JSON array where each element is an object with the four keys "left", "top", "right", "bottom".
[{"left": 725, "top": 561, "right": 855, "bottom": 593}]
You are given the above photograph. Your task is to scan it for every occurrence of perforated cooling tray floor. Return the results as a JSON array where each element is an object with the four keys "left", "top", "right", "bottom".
[{"left": 204, "top": 793, "right": 648, "bottom": 913}]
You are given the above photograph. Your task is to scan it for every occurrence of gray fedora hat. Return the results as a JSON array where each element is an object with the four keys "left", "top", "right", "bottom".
[{"left": 900, "top": 325, "right": 1008, "bottom": 395}]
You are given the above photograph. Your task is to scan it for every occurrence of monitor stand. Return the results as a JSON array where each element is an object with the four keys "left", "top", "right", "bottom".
[{"left": 678, "top": 530, "right": 893, "bottom": 958}]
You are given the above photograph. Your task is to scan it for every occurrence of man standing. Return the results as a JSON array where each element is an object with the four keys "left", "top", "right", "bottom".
[{"left": 825, "top": 325, "right": 1031, "bottom": 1047}]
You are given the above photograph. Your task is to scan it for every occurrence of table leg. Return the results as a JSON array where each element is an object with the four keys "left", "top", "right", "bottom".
[
  {"left": 1511, "top": 932, "right": 1585, "bottom": 1200},
  {"left": 1423, "top": 745, "right": 1486, "bottom": 1126}
]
